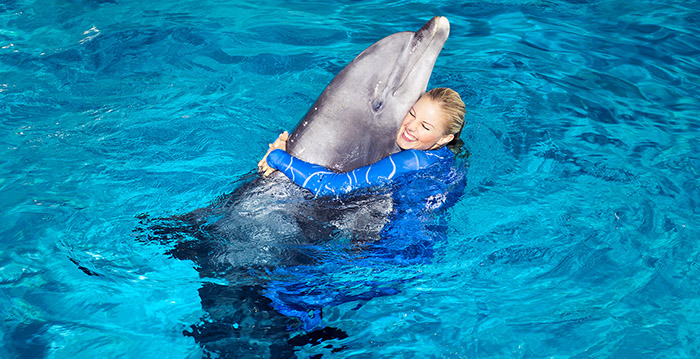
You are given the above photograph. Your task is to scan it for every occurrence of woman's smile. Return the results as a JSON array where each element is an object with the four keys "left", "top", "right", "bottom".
[{"left": 400, "top": 128, "right": 417, "bottom": 142}]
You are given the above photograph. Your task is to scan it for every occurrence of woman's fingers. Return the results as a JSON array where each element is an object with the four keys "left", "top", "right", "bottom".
[
  {"left": 260, "top": 159, "right": 275, "bottom": 177},
  {"left": 258, "top": 161, "right": 273, "bottom": 177},
  {"left": 271, "top": 139, "right": 285, "bottom": 151},
  {"left": 258, "top": 131, "right": 290, "bottom": 177},
  {"left": 258, "top": 148, "right": 272, "bottom": 174}
]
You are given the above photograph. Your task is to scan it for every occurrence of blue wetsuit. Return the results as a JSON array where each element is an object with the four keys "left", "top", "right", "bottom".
[
  {"left": 266, "top": 147, "right": 453, "bottom": 196},
  {"left": 263, "top": 146, "right": 466, "bottom": 330}
]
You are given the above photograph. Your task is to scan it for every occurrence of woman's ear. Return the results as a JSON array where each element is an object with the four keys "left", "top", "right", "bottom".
[{"left": 436, "top": 133, "right": 454, "bottom": 147}]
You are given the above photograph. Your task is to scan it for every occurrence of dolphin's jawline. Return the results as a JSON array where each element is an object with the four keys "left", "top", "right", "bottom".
[{"left": 395, "top": 18, "right": 450, "bottom": 96}]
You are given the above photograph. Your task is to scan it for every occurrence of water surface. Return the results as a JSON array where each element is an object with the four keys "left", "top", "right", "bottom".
[{"left": 1, "top": 0, "right": 699, "bottom": 358}]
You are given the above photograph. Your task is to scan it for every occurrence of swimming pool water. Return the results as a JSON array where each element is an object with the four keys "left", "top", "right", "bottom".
[{"left": 2, "top": 0, "right": 699, "bottom": 358}]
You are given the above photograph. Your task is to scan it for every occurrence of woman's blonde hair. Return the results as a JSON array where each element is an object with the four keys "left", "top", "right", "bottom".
[{"left": 424, "top": 87, "right": 466, "bottom": 151}]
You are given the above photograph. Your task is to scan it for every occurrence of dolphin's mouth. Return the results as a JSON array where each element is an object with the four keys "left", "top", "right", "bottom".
[
  {"left": 414, "top": 16, "right": 450, "bottom": 52},
  {"left": 393, "top": 16, "right": 450, "bottom": 96}
]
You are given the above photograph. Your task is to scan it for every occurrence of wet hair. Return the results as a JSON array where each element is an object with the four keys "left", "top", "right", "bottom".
[{"left": 423, "top": 87, "right": 466, "bottom": 153}]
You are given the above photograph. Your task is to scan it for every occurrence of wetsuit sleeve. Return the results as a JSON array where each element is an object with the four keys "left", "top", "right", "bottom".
[{"left": 266, "top": 149, "right": 440, "bottom": 196}]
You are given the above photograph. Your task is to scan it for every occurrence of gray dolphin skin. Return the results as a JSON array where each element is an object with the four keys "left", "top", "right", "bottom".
[{"left": 287, "top": 16, "right": 450, "bottom": 173}]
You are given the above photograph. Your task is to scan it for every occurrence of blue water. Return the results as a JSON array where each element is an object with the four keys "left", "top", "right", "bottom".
[{"left": 2, "top": 0, "right": 699, "bottom": 358}]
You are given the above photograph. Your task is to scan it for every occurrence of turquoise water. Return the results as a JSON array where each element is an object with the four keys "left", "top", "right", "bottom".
[{"left": 2, "top": 0, "right": 700, "bottom": 358}]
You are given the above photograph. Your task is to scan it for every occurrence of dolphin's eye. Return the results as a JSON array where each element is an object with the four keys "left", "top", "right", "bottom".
[{"left": 373, "top": 101, "right": 383, "bottom": 111}]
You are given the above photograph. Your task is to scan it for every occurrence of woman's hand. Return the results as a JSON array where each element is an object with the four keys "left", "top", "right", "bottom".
[{"left": 258, "top": 131, "right": 289, "bottom": 177}]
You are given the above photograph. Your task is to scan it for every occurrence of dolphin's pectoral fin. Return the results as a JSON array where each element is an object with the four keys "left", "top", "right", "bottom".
[
  {"left": 183, "top": 283, "right": 299, "bottom": 358},
  {"left": 287, "top": 326, "right": 349, "bottom": 348}
]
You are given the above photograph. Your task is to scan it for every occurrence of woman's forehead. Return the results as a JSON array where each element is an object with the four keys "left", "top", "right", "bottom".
[
  {"left": 416, "top": 98, "right": 444, "bottom": 121},
  {"left": 416, "top": 96, "right": 438, "bottom": 110}
]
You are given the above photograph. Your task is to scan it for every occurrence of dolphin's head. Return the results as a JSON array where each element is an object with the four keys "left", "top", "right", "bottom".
[
  {"left": 358, "top": 16, "right": 451, "bottom": 120},
  {"left": 288, "top": 17, "right": 450, "bottom": 173}
]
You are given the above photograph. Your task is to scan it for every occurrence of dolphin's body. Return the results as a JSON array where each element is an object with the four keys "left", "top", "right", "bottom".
[
  {"left": 288, "top": 16, "right": 450, "bottom": 172},
  {"left": 143, "top": 17, "right": 451, "bottom": 357}
]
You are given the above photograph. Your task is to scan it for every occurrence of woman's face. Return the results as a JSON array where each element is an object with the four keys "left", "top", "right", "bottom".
[{"left": 396, "top": 96, "right": 453, "bottom": 150}]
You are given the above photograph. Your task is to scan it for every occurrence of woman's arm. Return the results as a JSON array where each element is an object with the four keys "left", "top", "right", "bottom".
[{"left": 266, "top": 148, "right": 444, "bottom": 196}]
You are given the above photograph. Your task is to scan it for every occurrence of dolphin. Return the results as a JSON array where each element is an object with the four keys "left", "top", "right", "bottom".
[
  {"left": 139, "top": 17, "right": 452, "bottom": 356},
  {"left": 288, "top": 16, "right": 450, "bottom": 172},
  {"left": 164, "top": 16, "right": 452, "bottom": 266}
]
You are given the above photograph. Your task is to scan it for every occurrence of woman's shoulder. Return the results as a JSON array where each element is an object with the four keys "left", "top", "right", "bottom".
[
  {"left": 425, "top": 146, "right": 454, "bottom": 160},
  {"left": 400, "top": 147, "right": 453, "bottom": 161},
  {"left": 384, "top": 147, "right": 453, "bottom": 170}
]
